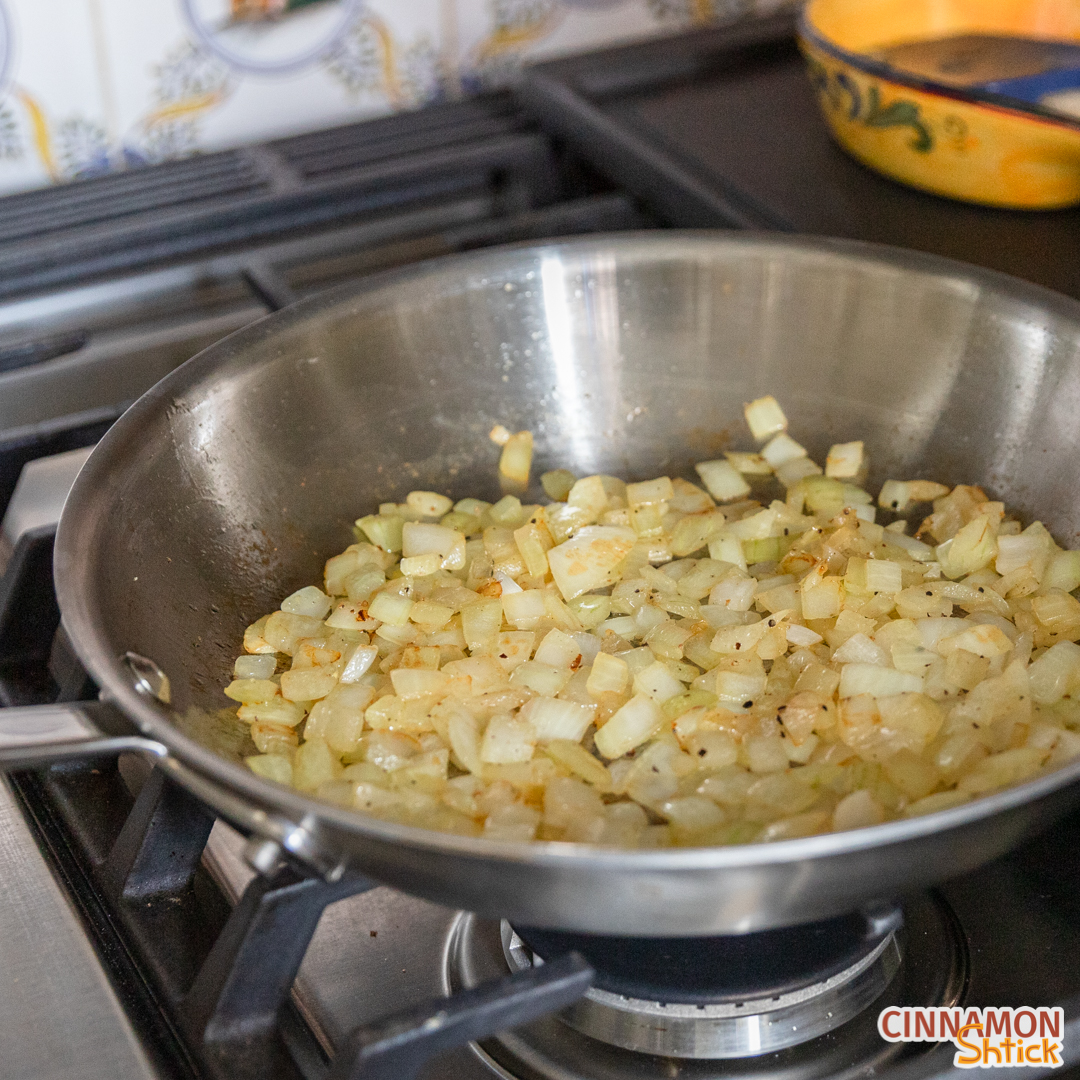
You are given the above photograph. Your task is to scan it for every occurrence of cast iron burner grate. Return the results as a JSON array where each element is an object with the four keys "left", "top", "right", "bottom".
[{"left": 10, "top": 724, "right": 596, "bottom": 1080}]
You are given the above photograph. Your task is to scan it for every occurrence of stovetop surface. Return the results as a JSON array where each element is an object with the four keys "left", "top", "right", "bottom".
[
  {"left": 614, "top": 46, "right": 1080, "bottom": 297},
  {"left": 197, "top": 802, "right": 1080, "bottom": 1080},
  {"left": 9, "top": 757, "right": 1080, "bottom": 1080},
  {"left": 522, "top": 17, "right": 1080, "bottom": 301},
  {"left": 0, "top": 778, "right": 156, "bottom": 1080},
  {"left": 224, "top": 806, "right": 1080, "bottom": 1080}
]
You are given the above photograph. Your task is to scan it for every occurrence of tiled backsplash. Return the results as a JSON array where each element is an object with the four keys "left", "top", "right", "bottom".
[{"left": 0, "top": 0, "right": 794, "bottom": 195}]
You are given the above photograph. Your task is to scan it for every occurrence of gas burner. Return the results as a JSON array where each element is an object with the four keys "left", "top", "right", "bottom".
[
  {"left": 448, "top": 893, "right": 968, "bottom": 1080},
  {"left": 502, "top": 923, "right": 901, "bottom": 1058},
  {"left": 508, "top": 907, "right": 904, "bottom": 1005}
]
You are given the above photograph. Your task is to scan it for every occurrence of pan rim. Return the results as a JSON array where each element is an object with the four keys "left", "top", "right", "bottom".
[{"left": 53, "top": 228, "right": 1080, "bottom": 874}]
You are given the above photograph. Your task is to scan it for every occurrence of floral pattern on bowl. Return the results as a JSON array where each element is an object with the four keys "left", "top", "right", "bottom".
[{"left": 799, "top": 0, "right": 1080, "bottom": 210}]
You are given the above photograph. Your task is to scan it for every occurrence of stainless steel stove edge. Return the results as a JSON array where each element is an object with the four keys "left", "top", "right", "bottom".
[{"left": 0, "top": 777, "right": 158, "bottom": 1080}]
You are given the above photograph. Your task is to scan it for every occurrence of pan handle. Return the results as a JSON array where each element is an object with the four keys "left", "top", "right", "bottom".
[
  {"left": 0, "top": 700, "right": 345, "bottom": 881},
  {"left": 0, "top": 700, "right": 166, "bottom": 768}
]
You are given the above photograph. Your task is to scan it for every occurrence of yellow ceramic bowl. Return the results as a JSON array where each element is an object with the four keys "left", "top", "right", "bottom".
[{"left": 799, "top": 0, "right": 1080, "bottom": 209}]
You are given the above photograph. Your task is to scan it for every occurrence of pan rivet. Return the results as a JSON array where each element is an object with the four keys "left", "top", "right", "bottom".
[
  {"left": 123, "top": 652, "right": 172, "bottom": 705},
  {"left": 244, "top": 837, "right": 284, "bottom": 876}
]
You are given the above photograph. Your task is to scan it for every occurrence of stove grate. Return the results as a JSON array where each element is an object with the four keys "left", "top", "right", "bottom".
[
  {"left": 0, "top": 93, "right": 566, "bottom": 302},
  {"left": 13, "top": 737, "right": 596, "bottom": 1080}
]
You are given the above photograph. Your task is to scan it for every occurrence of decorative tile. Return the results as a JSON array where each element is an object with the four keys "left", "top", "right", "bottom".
[
  {"left": 452, "top": 0, "right": 800, "bottom": 92},
  {"left": 452, "top": 0, "right": 643, "bottom": 91},
  {"left": 0, "top": 0, "right": 113, "bottom": 194},
  {"left": 95, "top": 0, "right": 444, "bottom": 164},
  {"left": 0, "top": 0, "right": 803, "bottom": 192}
]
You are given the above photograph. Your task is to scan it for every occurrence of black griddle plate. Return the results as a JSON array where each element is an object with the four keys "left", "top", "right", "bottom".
[{"left": 518, "top": 15, "right": 1080, "bottom": 300}]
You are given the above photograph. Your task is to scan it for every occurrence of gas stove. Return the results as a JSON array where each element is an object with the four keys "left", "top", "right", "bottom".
[{"left": 2, "top": 13, "right": 1080, "bottom": 1080}]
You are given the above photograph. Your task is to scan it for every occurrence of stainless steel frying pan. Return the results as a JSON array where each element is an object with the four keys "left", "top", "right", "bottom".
[{"left": 2, "top": 232, "right": 1080, "bottom": 936}]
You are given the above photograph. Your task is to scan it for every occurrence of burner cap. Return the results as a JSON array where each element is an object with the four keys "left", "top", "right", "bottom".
[{"left": 512, "top": 905, "right": 903, "bottom": 1004}]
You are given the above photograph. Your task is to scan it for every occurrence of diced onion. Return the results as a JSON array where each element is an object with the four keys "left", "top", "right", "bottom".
[
  {"left": 234, "top": 654, "right": 275, "bottom": 680},
  {"left": 839, "top": 664, "right": 923, "bottom": 698},
  {"left": 594, "top": 694, "right": 663, "bottom": 758},
  {"left": 724, "top": 451, "right": 771, "bottom": 475},
  {"left": 281, "top": 587, "right": 333, "bottom": 620},
  {"left": 743, "top": 395, "right": 788, "bottom": 440},
  {"left": 825, "top": 441, "right": 864, "bottom": 479},
  {"left": 499, "top": 431, "right": 534, "bottom": 486},
  {"left": 761, "top": 433, "right": 807, "bottom": 469},
  {"left": 695, "top": 460, "right": 751, "bottom": 502},
  {"left": 521, "top": 697, "right": 596, "bottom": 742},
  {"left": 548, "top": 525, "right": 636, "bottom": 600},
  {"left": 227, "top": 406, "right": 1080, "bottom": 849}
]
